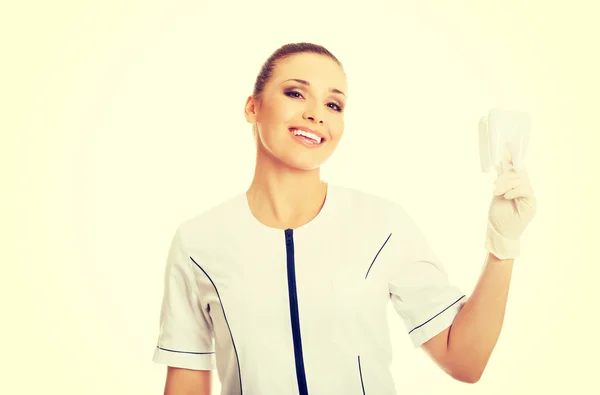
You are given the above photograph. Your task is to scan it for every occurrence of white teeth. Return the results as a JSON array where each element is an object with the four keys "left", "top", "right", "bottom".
[{"left": 291, "top": 129, "right": 322, "bottom": 144}]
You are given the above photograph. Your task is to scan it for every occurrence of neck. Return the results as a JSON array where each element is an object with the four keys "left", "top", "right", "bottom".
[{"left": 246, "top": 150, "right": 327, "bottom": 230}]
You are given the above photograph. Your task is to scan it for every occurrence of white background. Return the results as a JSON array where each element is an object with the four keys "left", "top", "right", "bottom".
[{"left": 3, "top": 0, "right": 598, "bottom": 393}]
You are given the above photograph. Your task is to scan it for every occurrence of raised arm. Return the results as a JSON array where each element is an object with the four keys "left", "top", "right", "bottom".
[
  {"left": 422, "top": 160, "right": 536, "bottom": 382},
  {"left": 421, "top": 252, "right": 513, "bottom": 383}
]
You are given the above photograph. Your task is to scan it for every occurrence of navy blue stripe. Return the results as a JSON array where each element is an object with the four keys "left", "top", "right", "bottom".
[
  {"left": 408, "top": 295, "right": 466, "bottom": 334},
  {"left": 285, "top": 229, "right": 309, "bottom": 395},
  {"left": 156, "top": 346, "right": 214, "bottom": 355},
  {"left": 358, "top": 355, "right": 366, "bottom": 394},
  {"left": 365, "top": 233, "right": 392, "bottom": 279},
  {"left": 190, "top": 256, "right": 243, "bottom": 394}
]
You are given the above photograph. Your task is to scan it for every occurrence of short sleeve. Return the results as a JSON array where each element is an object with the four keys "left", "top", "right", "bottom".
[
  {"left": 152, "top": 228, "right": 216, "bottom": 370},
  {"left": 388, "top": 207, "right": 466, "bottom": 348}
]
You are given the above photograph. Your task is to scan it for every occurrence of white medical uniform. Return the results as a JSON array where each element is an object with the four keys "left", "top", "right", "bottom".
[{"left": 153, "top": 184, "right": 466, "bottom": 395}]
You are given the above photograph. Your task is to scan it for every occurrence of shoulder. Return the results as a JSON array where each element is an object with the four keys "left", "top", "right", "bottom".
[
  {"left": 330, "top": 183, "right": 409, "bottom": 219},
  {"left": 174, "top": 192, "right": 247, "bottom": 247},
  {"left": 329, "top": 183, "right": 422, "bottom": 239}
]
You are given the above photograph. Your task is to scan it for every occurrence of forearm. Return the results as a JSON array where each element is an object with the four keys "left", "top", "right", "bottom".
[{"left": 446, "top": 252, "right": 514, "bottom": 382}]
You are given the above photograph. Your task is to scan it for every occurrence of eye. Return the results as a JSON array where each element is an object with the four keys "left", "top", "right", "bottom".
[
  {"left": 284, "top": 89, "right": 344, "bottom": 113},
  {"left": 328, "top": 102, "right": 343, "bottom": 113},
  {"left": 284, "top": 90, "right": 304, "bottom": 99}
]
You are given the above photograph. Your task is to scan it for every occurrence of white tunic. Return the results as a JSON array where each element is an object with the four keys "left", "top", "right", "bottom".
[{"left": 153, "top": 184, "right": 466, "bottom": 394}]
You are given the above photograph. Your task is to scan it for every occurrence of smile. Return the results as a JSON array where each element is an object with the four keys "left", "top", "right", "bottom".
[{"left": 289, "top": 128, "right": 324, "bottom": 146}]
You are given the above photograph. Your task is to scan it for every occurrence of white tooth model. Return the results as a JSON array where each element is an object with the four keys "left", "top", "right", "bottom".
[{"left": 479, "top": 108, "right": 531, "bottom": 173}]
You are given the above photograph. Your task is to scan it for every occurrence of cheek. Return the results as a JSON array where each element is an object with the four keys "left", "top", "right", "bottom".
[
  {"left": 259, "top": 97, "right": 295, "bottom": 124},
  {"left": 330, "top": 118, "right": 345, "bottom": 140}
]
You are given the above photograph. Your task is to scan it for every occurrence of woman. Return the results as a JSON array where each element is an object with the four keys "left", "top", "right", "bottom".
[{"left": 153, "top": 42, "right": 537, "bottom": 395}]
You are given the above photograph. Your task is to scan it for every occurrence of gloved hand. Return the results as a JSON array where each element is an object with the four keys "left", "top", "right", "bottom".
[{"left": 485, "top": 151, "right": 537, "bottom": 260}]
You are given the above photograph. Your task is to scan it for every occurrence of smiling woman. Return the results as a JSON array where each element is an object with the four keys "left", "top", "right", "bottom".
[
  {"left": 152, "top": 42, "right": 536, "bottom": 395},
  {"left": 245, "top": 44, "right": 348, "bottom": 174}
]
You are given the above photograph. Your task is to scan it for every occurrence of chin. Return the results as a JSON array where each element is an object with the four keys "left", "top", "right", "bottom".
[
  {"left": 258, "top": 136, "right": 336, "bottom": 171},
  {"left": 282, "top": 150, "right": 335, "bottom": 172},
  {"left": 282, "top": 158, "right": 324, "bottom": 172},
  {"left": 294, "top": 163, "right": 322, "bottom": 172}
]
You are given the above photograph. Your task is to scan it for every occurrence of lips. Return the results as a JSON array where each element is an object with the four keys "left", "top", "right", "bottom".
[{"left": 288, "top": 126, "right": 326, "bottom": 144}]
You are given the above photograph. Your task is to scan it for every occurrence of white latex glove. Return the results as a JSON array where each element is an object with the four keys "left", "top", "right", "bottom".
[{"left": 485, "top": 151, "right": 537, "bottom": 260}]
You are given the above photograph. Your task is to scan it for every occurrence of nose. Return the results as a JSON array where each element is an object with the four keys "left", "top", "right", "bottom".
[{"left": 303, "top": 105, "right": 324, "bottom": 124}]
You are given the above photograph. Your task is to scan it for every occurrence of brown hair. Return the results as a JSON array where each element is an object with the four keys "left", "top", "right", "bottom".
[{"left": 252, "top": 42, "right": 343, "bottom": 104}]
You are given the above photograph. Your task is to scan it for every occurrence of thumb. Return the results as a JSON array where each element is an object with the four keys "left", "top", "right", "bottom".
[{"left": 500, "top": 149, "right": 516, "bottom": 175}]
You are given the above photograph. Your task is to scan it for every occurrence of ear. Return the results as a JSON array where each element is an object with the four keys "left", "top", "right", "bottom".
[{"left": 244, "top": 95, "right": 258, "bottom": 124}]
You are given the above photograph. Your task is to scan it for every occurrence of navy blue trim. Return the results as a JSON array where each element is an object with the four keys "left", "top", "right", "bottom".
[
  {"left": 358, "top": 355, "right": 366, "bottom": 394},
  {"left": 156, "top": 346, "right": 214, "bottom": 355},
  {"left": 408, "top": 295, "right": 466, "bottom": 334},
  {"left": 285, "top": 229, "right": 309, "bottom": 395},
  {"left": 365, "top": 233, "right": 392, "bottom": 279},
  {"left": 190, "top": 256, "right": 243, "bottom": 394}
]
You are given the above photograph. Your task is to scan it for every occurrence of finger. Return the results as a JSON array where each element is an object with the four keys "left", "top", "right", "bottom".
[
  {"left": 503, "top": 183, "right": 534, "bottom": 200},
  {"left": 494, "top": 172, "right": 521, "bottom": 185},
  {"left": 502, "top": 185, "right": 524, "bottom": 200},
  {"left": 500, "top": 150, "right": 516, "bottom": 174},
  {"left": 494, "top": 168, "right": 529, "bottom": 186},
  {"left": 513, "top": 153, "right": 523, "bottom": 172},
  {"left": 494, "top": 178, "right": 522, "bottom": 196},
  {"left": 494, "top": 171, "right": 524, "bottom": 193}
]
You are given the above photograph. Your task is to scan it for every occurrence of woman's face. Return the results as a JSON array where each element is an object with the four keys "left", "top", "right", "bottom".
[{"left": 245, "top": 53, "right": 348, "bottom": 171}]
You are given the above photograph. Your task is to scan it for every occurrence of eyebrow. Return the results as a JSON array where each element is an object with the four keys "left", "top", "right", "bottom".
[{"left": 282, "top": 78, "right": 346, "bottom": 97}]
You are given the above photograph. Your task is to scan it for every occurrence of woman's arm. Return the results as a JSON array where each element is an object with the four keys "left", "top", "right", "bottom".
[
  {"left": 164, "top": 367, "right": 212, "bottom": 395},
  {"left": 423, "top": 159, "right": 536, "bottom": 382},
  {"left": 422, "top": 252, "right": 514, "bottom": 383}
]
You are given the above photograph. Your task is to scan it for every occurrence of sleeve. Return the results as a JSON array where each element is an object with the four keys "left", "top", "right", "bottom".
[
  {"left": 388, "top": 207, "right": 466, "bottom": 348},
  {"left": 152, "top": 227, "right": 216, "bottom": 370}
]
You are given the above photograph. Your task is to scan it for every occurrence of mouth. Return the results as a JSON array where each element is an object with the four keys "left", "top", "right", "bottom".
[{"left": 289, "top": 127, "right": 325, "bottom": 145}]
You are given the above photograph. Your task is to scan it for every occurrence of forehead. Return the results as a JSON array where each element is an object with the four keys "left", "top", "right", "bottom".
[{"left": 271, "top": 53, "right": 347, "bottom": 92}]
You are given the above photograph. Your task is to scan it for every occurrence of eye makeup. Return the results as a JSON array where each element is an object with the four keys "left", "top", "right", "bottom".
[{"left": 283, "top": 88, "right": 344, "bottom": 113}]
